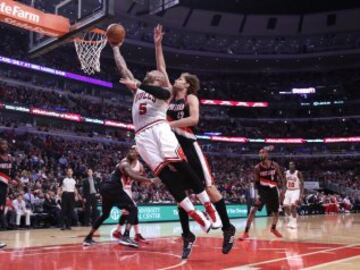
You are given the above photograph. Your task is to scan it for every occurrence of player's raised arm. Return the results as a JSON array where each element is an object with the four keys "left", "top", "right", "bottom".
[
  {"left": 170, "top": 94, "right": 200, "bottom": 128},
  {"left": 154, "top": 24, "right": 172, "bottom": 88},
  {"left": 111, "top": 43, "right": 135, "bottom": 81}
]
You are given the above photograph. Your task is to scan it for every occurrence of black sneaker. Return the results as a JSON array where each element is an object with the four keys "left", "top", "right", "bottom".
[
  {"left": 181, "top": 232, "right": 196, "bottom": 260},
  {"left": 222, "top": 224, "right": 236, "bottom": 254},
  {"left": 0, "top": 241, "right": 6, "bottom": 249},
  {"left": 83, "top": 237, "right": 96, "bottom": 246},
  {"left": 119, "top": 236, "right": 139, "bottom": 248}
]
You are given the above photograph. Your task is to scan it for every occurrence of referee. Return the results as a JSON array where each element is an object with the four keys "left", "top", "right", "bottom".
[{"left": 61, "top": 168, "right": 77, "bottom": 230}]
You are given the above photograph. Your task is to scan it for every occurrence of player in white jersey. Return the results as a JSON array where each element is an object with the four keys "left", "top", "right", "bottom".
[
  {"left": 110, "top": 43, "right": 222, "bottom": 242},
  {"left": 112, "top": 146, "right": 148, "bottom": 243},
  {"left": 283, "top": 161, "right": 304, "bottom": 229}
]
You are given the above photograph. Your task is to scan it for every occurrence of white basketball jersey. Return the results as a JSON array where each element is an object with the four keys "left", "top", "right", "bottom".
[
  {"left": 121, "top": 159, "right": 143, "bottom": 190},
  {"left": 132, "top": 88, "right": 169, "bottom": 132},
  {"left": 286, "top": 170, "right": 300, "bottom": 190}
]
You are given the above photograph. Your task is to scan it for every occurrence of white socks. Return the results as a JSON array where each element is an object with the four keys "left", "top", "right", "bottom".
[
  {"left": 196, "top": 191, "right": 211, "bottom": 205},
  {"left": 179, "top": 197, "right": 195, "bottom": 212}
]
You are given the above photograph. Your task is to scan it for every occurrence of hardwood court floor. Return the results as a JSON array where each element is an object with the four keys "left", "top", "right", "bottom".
[{"left": 1, "top": 214, "right": 360, "bottom": 269}]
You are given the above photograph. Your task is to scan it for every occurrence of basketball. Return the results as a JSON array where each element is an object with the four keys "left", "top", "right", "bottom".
[{"left": 106, "top": 23, "right": 126, "bottom": 45}]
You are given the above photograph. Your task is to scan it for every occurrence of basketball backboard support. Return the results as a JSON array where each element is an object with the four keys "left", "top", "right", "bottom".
[{"left": 28, "top": 0, "right": 115, "bottom": 58}]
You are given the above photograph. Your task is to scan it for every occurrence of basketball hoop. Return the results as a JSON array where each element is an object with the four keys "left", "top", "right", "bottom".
[{"left": 73, "top": 29, "right": 107, "bottom": 75}]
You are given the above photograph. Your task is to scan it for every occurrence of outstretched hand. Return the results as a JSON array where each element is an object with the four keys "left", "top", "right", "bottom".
[
  {"left": 109, "top": 41, "right": 124, "bottom": 49},
  {"left": 150, "top": 177, "right": 162, "bottom": 185},
  {"left": 154, "top": 24, "right": 164, "bottom": 45}
]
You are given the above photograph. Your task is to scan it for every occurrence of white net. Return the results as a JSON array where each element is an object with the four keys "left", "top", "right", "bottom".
[{"left": 74, "top": 29, "right": 107, "bottom": 75}]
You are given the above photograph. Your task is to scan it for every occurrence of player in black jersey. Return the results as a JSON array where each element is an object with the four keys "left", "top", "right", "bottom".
[
  {"left": 154, "top": 25, "right": 235, "bottom": 258},
  {"left": 239, "top": 146, "right": 285, "bottom": 240},
  {"left": 0, "top": 139, "right": 12, "bottom": 249},
  {"left": 83, "top": 152, "right": 157, "bottom": 248}
]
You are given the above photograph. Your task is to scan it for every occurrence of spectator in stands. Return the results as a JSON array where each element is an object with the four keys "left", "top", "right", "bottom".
[
  {"left": 4, "top": 195, "right": 16, "bottom": 229},
  {"left": 24, "top": 187, "right": 36, "bottom": 212},
  {"left": 82, "top": 169, "right": 99, "bottom": 226},
  {"left": 43, "top": 191, "right": 62, "bottom": 227},
  {"left": 13, "top": 193, "right": 32, "bottom": 228}
]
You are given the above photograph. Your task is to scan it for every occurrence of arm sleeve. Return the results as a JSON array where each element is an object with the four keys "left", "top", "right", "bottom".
[{"left": 139, "top": 84, "right": 171, "bottom": 100}]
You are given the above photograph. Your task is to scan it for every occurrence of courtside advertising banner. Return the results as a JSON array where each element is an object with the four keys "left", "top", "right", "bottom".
[{"left": 98, "top": 204, "right": 267, "bottom": 224}]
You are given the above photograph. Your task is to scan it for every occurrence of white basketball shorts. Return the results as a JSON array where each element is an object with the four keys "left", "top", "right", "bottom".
[
  {"left": 283, "top": 189, "right": 300, "bottom": 206},
  {"left": 135, "top": 122, "right": 186, "bottom": 175}
]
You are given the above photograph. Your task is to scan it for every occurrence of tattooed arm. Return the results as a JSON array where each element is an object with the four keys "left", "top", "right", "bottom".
[{"left": 111, "top": 43, "right": 135, "bottom": 80}]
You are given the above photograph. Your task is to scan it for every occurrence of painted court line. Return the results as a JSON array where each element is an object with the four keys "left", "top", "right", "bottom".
[
  {"left": 5, "top": 248, "right": 186, "bottom": 270},
  {"left": 224, "top": 243, "right": 360, "bottom": 270},
  {"left": 301, "top": 255, "right": 360, "bottom": 269}
]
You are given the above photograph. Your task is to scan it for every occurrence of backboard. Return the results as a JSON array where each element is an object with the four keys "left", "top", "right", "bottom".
[{"left": 28, "top": 0, "right": 115, "bottom": 57}]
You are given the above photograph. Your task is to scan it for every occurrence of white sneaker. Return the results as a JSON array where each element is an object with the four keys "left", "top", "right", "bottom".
[
  {"left": 0, "top": 242, "right": 6, "bottom": 249},
  {"left": 287, "top": 218, "right": 297, "bottom": 229},
  {"left": 189, "top": 210, "right": 211, "bottom": 233}
]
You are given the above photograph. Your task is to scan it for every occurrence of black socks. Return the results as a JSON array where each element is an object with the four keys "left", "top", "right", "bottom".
[
  {"left": 178, "top": 207, "right": 191, "bottom": 236},
  {"left": 214, "top": 198, "right": 231, "bottom": 230}
]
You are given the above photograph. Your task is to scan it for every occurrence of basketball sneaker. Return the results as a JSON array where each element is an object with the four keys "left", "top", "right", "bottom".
[
  {"left": 287, "top": 217, "right": 297, "bottom": 229},
  {"left": 222, "top": 224, "right": 236, "bottom": 254},
  {"left": 112, "top": 230, "right": 122, "bottom": 239},
  {"left": 119, "top": 236, "right": 139, "bottom": 248},
  {"left": 83, "top": 237, "right": 96, "bottom": 246},
  {"left": 188, "top": 210, "right": 211, "bottom": 233},
  {"left": 270, "top": 228, "right": 283, "bottom": 238},
  {"left": 181, "top": 232, "right": 196, "bottom": 260},
  {"left": 134, "top": 233, "right": 149, "bottom": 244},
  {"left": 0, "top": 241, "right": 6, "bottom": 249},
  {"left": 238, "top": 231, "right": 249, "bottom": 241},
  {"left": 204, "top": 202, "right": 222, "bottom": 229}
]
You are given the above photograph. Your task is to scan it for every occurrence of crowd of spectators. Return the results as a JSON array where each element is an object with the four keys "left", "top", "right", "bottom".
[
  {"left": 2, "top": 114, "right": 360, "bottom": 158},
  {"left": 2, "top": 80, "right": 360, "bottom": 138},
  {"left": 1, "top": 23, "right": 360, "bottom": 232},
  {"left": 0, "top": 129, "right": 359, "bottom": 230}
]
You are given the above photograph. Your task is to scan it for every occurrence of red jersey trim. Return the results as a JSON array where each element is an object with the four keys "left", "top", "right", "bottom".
[
  {"left": 0, "top": 172, "right": 10, "bottom": 185},
  {"left": 260, "top": 177, "right": 278, "bottom": 187}
]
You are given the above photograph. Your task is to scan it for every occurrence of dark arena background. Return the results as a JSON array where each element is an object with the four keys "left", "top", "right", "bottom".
[{"left": 1, "top": 0, "right": 360, "bottom": 269}]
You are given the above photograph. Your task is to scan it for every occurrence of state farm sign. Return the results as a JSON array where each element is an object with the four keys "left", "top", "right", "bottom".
[
  {"left": 0, "top": 0, "right": 69, "bottom": 37},
  {"left": 0, "top": 2, "right": 40, "bottom": 23}
]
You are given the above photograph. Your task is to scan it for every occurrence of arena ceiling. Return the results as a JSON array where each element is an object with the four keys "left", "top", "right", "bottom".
[{"left": 180, "top": 0, "right": 360, "bottom": 15}]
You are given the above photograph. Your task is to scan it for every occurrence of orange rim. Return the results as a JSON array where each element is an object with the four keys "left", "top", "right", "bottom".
[{"left": 73, "top": 28, "right": 107, "bottom": 44}]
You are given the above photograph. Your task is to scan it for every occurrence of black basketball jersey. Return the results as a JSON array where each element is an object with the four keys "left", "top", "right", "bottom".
[
  {"left": 256, "top": 161, "right": 279, "bottom": 188},
  {"left": 167, "top": 97, "right": 196, "bottom": 140},
  {"left": 0, "top": 154, "right": 12, "bottom": 186},
  {"left": 108, "top": 164, "right": 124, "bottom": 189}
]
